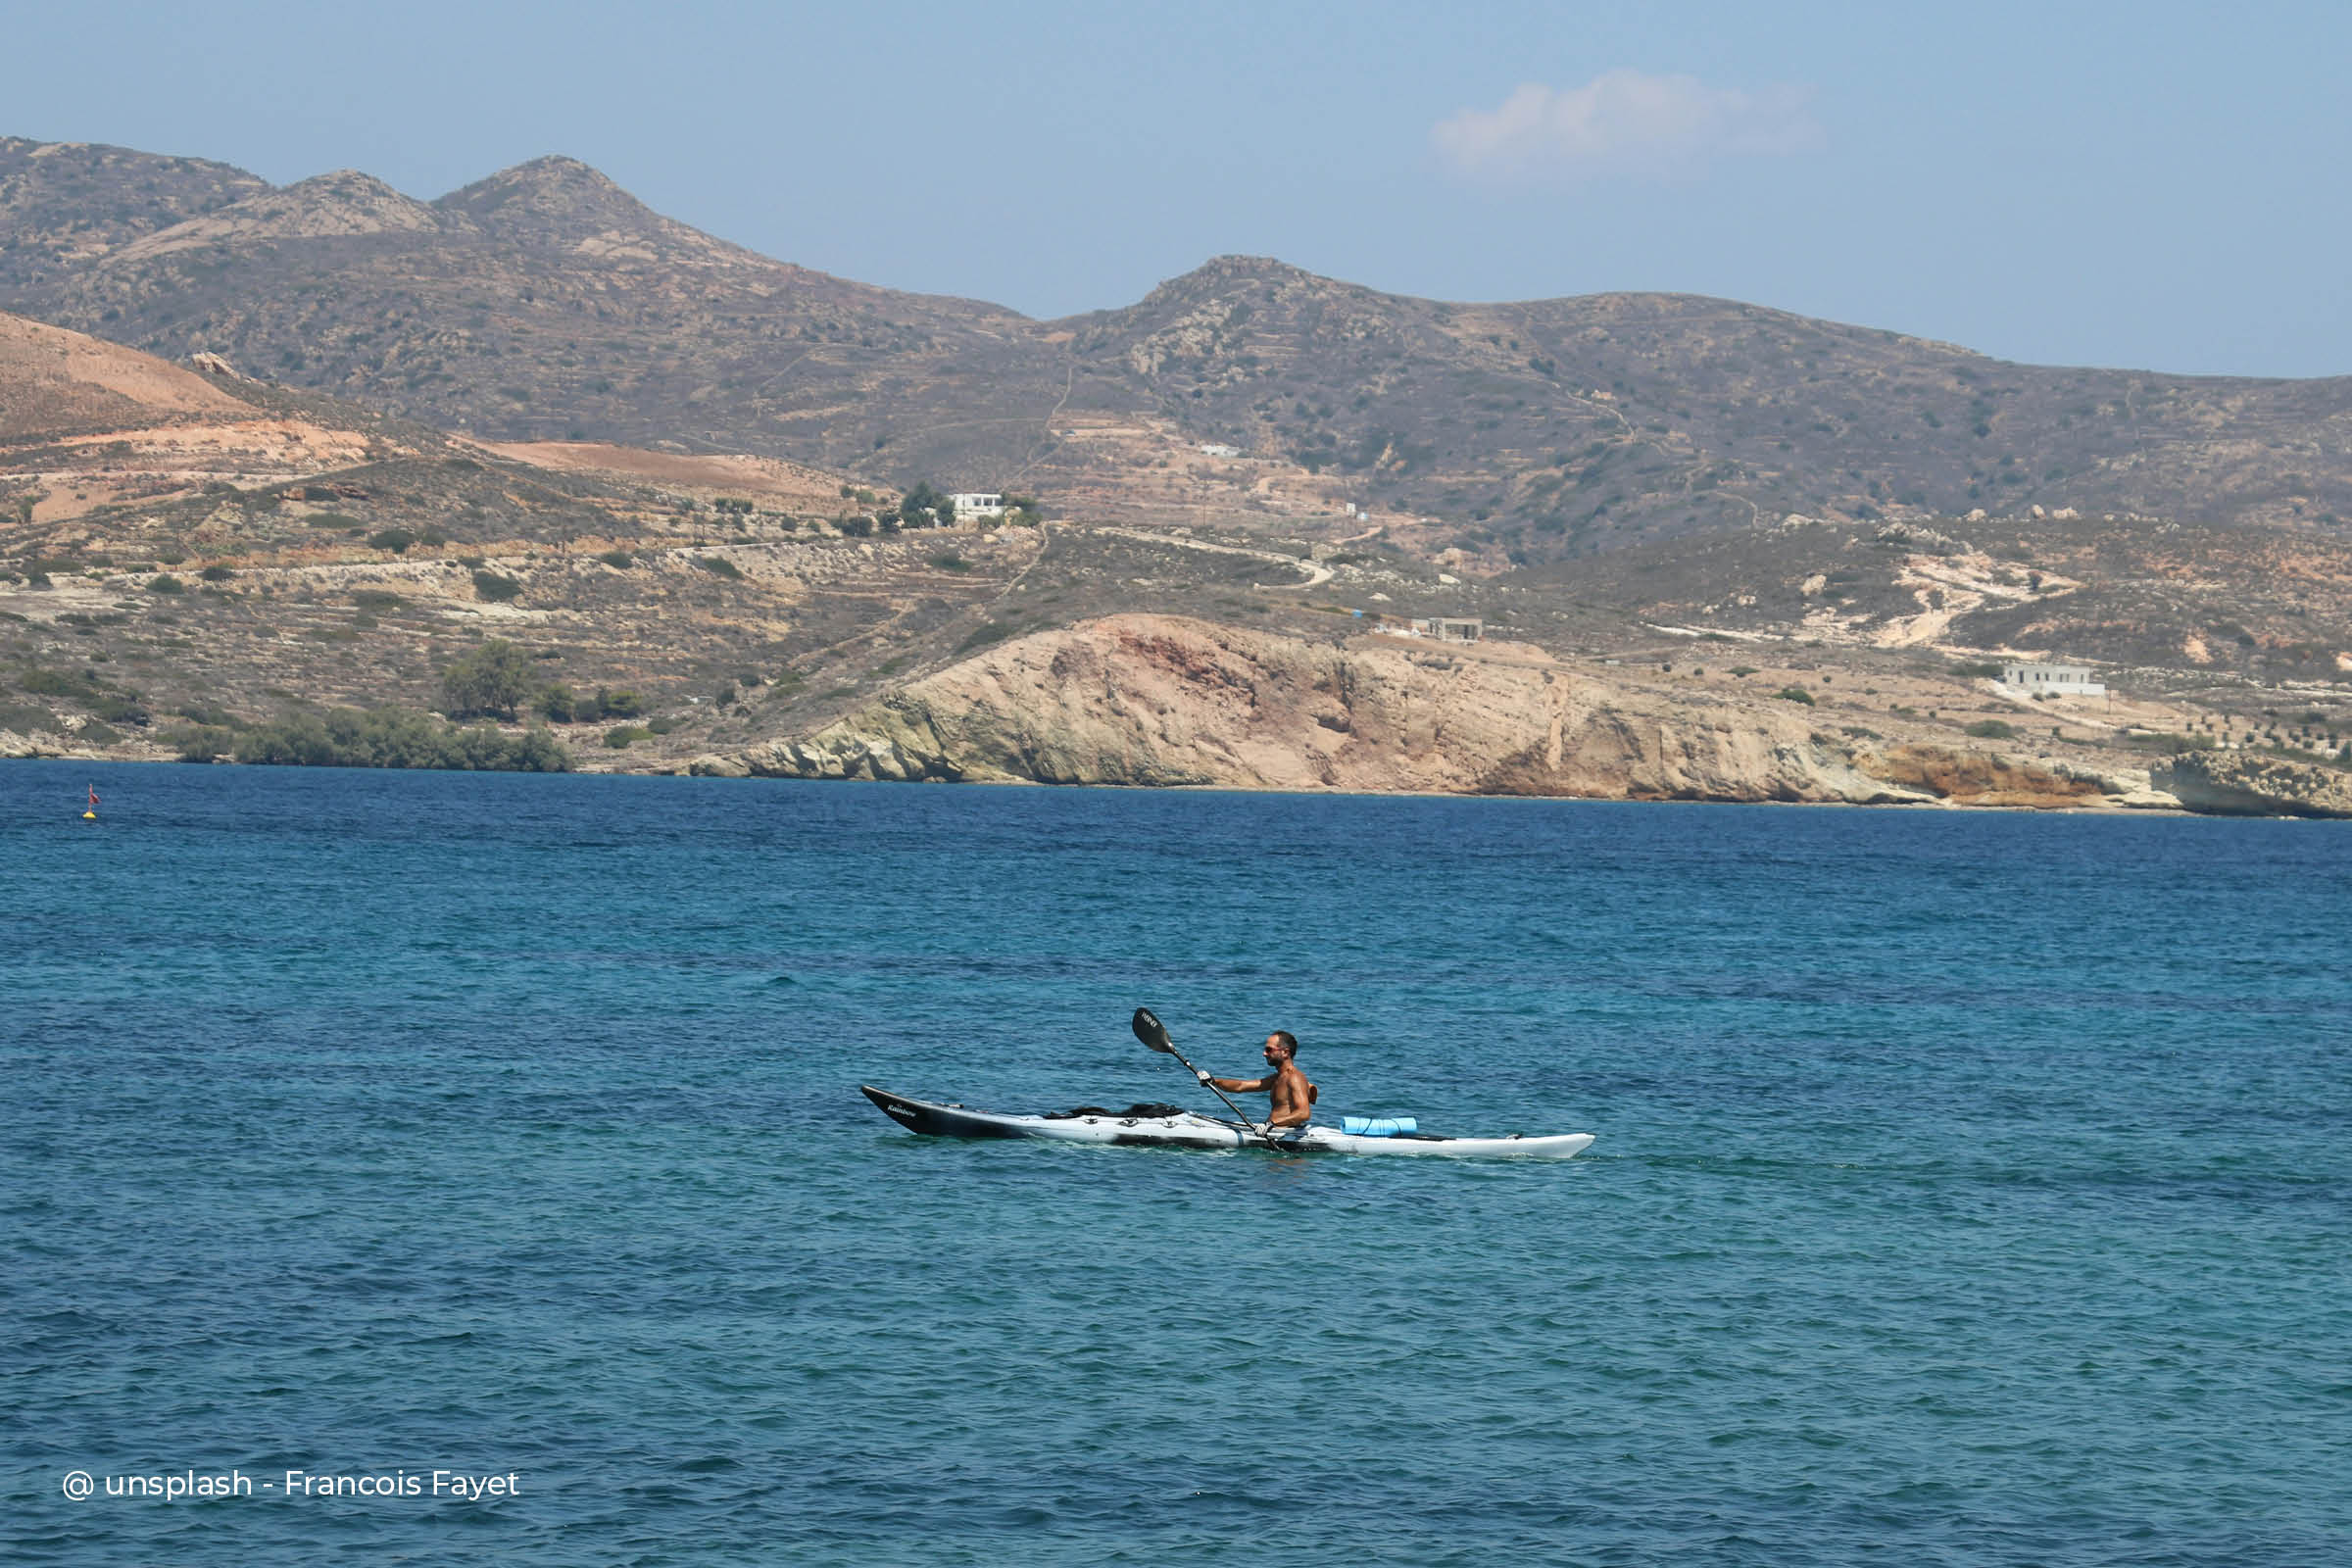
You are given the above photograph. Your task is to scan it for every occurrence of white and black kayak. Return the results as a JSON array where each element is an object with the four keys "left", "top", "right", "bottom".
[{"left": 859, "top": 1086, "right": 1596, "bottom": 1160}]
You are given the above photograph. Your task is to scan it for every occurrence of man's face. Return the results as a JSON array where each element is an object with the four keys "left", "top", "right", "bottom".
[{"left": 1262, "top": 1034, "right": 1290, "bottom": 1066}]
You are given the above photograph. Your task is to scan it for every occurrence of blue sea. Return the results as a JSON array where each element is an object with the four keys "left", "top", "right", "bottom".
[{"left": 3, "top": 761, "right": 2347, "bottom": 1565}]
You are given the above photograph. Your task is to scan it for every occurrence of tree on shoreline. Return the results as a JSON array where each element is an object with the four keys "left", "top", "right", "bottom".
[{"left": 440, "top": 638, "right": 535, "bottom": 720}]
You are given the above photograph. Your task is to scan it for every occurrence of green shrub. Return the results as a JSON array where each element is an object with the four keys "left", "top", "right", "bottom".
[
  {"left": 597, "top": 549, "right": 634, "bottom": 569},
  {"left": 603, "top": 725, "right": 653, "bottom": 748},
  {"left": 162, "top": 722, "right": 235, "bottom": 761},
  {"left": 1729, "top": 665, "right": 1758, "bottom": 678},
  {"left": 199, "top": 564, "right": 235, "bottom": 582},
  {"left": 472, "top": 569, "right": 522, "bottom": 602},
  {"left": 593, "top": 687, "right": 644, "bottom": 719},
  {"left": 19, "top": 668, "right": 93, "bottom": 700},
  {"left": 230, "top": 708, "right": 570, "bottom": 770},
  {"left": 352, "top": 590, "right": 405, "bottom": 612},
  {"left": 1965, "top": 719, "right": 2017, "bottom": 740},
  {"left": 89, "top": 694, "right": 149, "bottom": 726},
  {"left": 79, "top": 721, "right": 124, "bottom": 746},
  {"left": 149, "top": 573, "right": 185, "bottom": 594},
  {"left": 538, "top": 684, "right": 580, "bottom": 722},
  {"left": 1773, "top": 686, "right": 1815, "bottom": 706},
  {"left": 694, "top": 555, "right": 744, "bottom": 580},
  {"left": 368, "top": 529, "right": 416, "bottom": 554},
  {"left": 0, "top": 702, "right": 59, "bottom": 735},
  {"left": 440, "top": 638, "right": 535, "bottom": 719},
  {"left": 646, "top": 715, "right": 678, "bottom": 735},
  {"left": 956, "top": 620, "right": 1013, "bottom": 655},
  {"left": 930, "top": 554, "right": 971, "bottom": 573},
  {"left": 897, "top": 481, "right": 955, "bottom": 529}
]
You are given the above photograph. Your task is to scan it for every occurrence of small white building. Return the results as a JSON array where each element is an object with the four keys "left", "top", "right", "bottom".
[
  {"left": 2001, "top": 662, "right": 2105, "bottom": 697},
  {"left": 1375, "top": 616, "right": 1483, "bottom": 643},
  {"left": 950, "top": 492, "right": 1004, "bottom": 521},
  {"left": 1198, "top": 443, "right": 1240, "bottom": 458}
]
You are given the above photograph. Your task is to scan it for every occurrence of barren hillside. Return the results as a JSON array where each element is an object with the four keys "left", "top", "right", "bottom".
[{"left": 3, "top": 137, "right": 2349, "bottom": 567}]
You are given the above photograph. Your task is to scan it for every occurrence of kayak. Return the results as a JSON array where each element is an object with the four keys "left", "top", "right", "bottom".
[{"left": 858, "top": 1086, "right": 1595, "bottom": 1159}]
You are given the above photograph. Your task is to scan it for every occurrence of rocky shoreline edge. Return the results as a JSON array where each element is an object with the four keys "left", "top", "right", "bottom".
[
  {"left": 16, "top": 615, "right": 2351, "bottom": 819},
  {"left": 673, "top": 614, "right": 2341, "bottom": 819}
]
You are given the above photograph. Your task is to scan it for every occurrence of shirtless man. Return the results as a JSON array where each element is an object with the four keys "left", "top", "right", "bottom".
[{"left": 1200, "top": 1031, "right": 1317, "bottom": 1130}]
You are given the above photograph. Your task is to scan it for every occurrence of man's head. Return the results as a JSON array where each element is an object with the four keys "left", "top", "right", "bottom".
[{"left": 1262, "top": 1030, "right": 1298, "bottom": 1065}]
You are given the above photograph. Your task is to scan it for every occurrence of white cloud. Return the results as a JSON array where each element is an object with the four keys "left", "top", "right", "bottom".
[{"left": 1433, "top": 69, "right": 1823, "bottom": 183}]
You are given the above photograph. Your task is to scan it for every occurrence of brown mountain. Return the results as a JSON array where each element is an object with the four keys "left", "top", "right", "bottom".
[
  {"left": 4, "top": 137, "right": 2351, "bottom": 569},
  {"left": 0, "top": 136, "right": 268, "bottom": 292}
]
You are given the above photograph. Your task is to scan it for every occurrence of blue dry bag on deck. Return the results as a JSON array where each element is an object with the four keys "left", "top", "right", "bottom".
[{"left": 1340, "top": 1115, "right": 1418, "bottom": 1137}]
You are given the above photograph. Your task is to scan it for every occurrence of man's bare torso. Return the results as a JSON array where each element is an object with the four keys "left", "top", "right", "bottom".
[{"left": 1207, "top": 1034, "right": 1316, "bottom": 1130}]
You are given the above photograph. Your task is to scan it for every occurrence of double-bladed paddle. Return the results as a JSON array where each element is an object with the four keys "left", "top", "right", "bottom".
[{"left": 1132, "top": 1006, "right": 1277, "bottom": 1146}]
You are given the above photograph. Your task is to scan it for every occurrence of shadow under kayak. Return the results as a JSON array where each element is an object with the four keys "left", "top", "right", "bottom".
[{"left": 859, "top": 1086, "right": 1594, "bottom": 1159}]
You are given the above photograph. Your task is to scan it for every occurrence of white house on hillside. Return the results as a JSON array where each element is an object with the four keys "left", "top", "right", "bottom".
[
  {"left": 2001, "top": 662, "right": 2105, "bottom": 696},
  {"left": 950, "top": 492, "right": 1004, "bottom": 521},
  {"left": 1373, "top": 616, "right": 1483, "bottom": 644}
]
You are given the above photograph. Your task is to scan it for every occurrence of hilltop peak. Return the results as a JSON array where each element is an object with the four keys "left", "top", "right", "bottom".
[
  {"left": 1123, "top": 255, "right": 1390, "bottom": 320},
  {"left": 1165, "top": 254, "right": 1331, "bottom": 290},
  {"left": 434, "top": 155, "right": 659, "bottom": 239},
  {"left": 111, "top": 168, "right": 440, "bottom": 262},
  {"left": 466, "top": 153, "right": 624, "bottom": 194}
]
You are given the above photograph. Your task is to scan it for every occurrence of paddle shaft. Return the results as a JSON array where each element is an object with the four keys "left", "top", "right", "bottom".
[
  {"left": 1132, "top": 1008, "right": 1277, "bottom": 1144},
  {"left": 1165, "top": 1041, "right": 1271, "bottom": 1137}
]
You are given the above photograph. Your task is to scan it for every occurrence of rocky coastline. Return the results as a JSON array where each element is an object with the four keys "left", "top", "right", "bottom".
[
  {"left": 2153, "top": 751, "right": 2352, "bottom": 818},
  {"left": 689, "top": 614, "right": 2188, "bottom": 813}
]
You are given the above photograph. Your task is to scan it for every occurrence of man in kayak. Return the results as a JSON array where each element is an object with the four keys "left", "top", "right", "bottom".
[{"left": 1200, "top": 1031, "right": 1317, "bottom": 1130}]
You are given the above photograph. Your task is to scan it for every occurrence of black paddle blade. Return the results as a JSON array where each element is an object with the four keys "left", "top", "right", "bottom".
[{"left": 1131, "top": 1007, "right": 1174, "bottom": 1054}]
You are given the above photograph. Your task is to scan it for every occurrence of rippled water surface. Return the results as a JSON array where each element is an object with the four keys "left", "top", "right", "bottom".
[{"left": 4, "top": 761, "right": 2348, "bottom": 1564}]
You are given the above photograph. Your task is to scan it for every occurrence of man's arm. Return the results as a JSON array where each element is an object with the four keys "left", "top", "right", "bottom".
[{"left": 1200, "top": 1071, "right": 1272, "bottom": 1094}]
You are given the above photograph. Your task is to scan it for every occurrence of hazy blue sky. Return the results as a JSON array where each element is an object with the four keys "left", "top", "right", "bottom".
[{"left": 10, "top": 0, "right": 2348, "bottom": 376}]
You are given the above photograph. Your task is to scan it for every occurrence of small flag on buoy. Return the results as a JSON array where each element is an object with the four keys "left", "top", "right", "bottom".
[{"left": 82, "top": 782, "right": 98, "bottom": 821}]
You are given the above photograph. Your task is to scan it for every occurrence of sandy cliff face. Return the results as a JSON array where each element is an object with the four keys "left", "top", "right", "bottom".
[{"left": 696, "top": 615, "right": 2155, "bottom": 808}]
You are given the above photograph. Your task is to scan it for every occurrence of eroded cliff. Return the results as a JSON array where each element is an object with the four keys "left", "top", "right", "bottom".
[
  {"left": 694, "top": 614, "right": 2169, "bottom": 809},
  {"left": 2154, "top": 752, "right": 2352, "bottom": 818}
]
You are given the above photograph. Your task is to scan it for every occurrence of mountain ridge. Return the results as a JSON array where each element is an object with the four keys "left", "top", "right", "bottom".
[{"left": 3, "top": 134, "right": 2348, "bottom": 564}]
